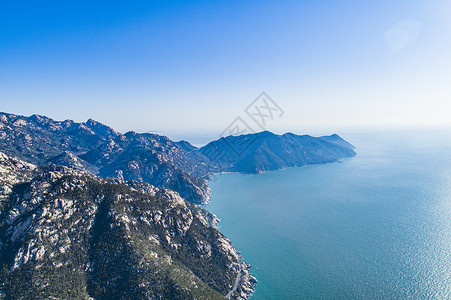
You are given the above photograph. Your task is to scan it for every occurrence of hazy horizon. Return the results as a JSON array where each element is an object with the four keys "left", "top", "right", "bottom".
[
  {"left": 3, "top": 109, "right": 451, "bottom": 148},
  {"left": 1, "top": 0, "right": 450, "bottom": 136}
]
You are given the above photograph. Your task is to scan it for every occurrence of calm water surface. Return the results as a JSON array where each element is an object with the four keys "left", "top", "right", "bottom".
[{"left": 204, "top": 130, "right": 451, "bottom": 299}]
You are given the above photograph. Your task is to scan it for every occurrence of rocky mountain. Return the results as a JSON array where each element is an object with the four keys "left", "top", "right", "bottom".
[
  {"left": 199, "top": 131, "right": 356, "bottom": 174},
  {"left": 0, "top": 113, "right": 214, "bottom": 204},
  {"left": 0, "top": 152, "right": 255, "bottom": 299},
  {"left": 0, "top": 112, "right": 356, "bottom": 203}
]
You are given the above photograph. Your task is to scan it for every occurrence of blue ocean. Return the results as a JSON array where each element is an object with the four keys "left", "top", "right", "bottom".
[{"left": 204, "top": 130, "right": 451, "bottom": 299}]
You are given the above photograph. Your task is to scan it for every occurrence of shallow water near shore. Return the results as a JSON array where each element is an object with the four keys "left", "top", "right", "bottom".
[{"left": 204, "top": 130, "right": 451, "bottom": 299}]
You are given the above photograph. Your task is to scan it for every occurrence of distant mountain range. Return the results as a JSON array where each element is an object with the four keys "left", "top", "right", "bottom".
[{"left": 0, "top": 112, "right": 356, "bottom": 204}]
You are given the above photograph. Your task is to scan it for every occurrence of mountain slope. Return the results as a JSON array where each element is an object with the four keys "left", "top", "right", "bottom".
[
  {"left": 0, "top": 112, "right": 213, "bottom": 204},
  {"left": 0, "top": 152, "right": 255, "bottom": 299}
]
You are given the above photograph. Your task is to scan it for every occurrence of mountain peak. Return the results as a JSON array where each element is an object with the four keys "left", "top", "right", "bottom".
[
  {"left": 82, "top": 118, "right": 119, "bottom": 138},
  {"left": 28, "top": 114, "right": 53, "bottom": 124},
  {"left": 85, "top": 118, "right": 98, "bottom": 125},
  {"left": 256, "top": 130, "right": 276, "bottom": 137}
]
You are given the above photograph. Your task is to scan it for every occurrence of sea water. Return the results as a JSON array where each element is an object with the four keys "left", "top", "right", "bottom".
[{"left": 205, "top": 130, "right": 451, "bottom": 299}]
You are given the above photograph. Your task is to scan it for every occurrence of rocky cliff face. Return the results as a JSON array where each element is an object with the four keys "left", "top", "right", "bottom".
[
  {"left": 0, "top": 152, "right": 36, "bottom": 212},
  {"left": 0, "top": 112, "right": 214, "bottom": 204},
  {"left": 0, "top": 152, "right": 255, "bottom": 299}
]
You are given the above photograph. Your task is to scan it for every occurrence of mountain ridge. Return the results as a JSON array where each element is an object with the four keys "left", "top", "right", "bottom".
[
  {"left": 199, "top": 130, "right": 356, "bottom": 174},
  {"left": 0, "top": 112, "right": 356, "bottom": 203},
  {"left": 0, "top": 112, "right": 213, "bottom": 204}
]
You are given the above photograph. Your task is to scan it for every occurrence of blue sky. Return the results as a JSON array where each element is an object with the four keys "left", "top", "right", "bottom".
[{"left": 1, "top": 0, "right": 450, "bottom": 141}]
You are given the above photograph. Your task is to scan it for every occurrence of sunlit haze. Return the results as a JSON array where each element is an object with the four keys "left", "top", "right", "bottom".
[{"left": 1, "top": 0, "right": 450, "bottom": 141}]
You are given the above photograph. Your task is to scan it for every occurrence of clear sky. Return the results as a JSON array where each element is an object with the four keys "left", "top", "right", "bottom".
[{"left": 1, "top": 0, "right": 450, "bottom": 141}]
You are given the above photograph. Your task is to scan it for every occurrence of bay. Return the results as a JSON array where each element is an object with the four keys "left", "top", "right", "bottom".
[{"left": 204, "top": 130, "right": 451, "bottom": 299}]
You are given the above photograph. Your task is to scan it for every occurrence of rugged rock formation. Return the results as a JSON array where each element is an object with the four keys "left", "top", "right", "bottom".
[
  {"left": 0, "top": 152, "right": 255, "bottom": 299},
  {"left": 0, "top": 112, "right": 213, "bottom": 204}
]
